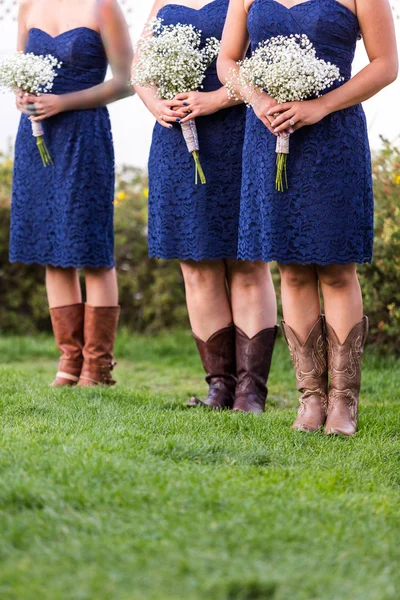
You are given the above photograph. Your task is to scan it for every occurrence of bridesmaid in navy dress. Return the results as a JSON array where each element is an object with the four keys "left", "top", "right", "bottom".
[
  {"left": 11, "top": 0, "right": 133, "bottom": 386},
  {"left": 219, "top": 0, "right": 397, "bottom": 434},
  {"left": 134, "top": 0, "right": 278, "bottom": 413}
]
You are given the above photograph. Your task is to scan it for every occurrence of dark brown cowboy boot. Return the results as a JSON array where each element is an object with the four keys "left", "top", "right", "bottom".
[
  {"left": 187, "top": 324, "right": 236, "bottom": 410},
  {"left": 324, "top": 317, "right": 368, "bottom": 437},
  {"left": 78, "top": 305, "right": 120, "bottom": 387},
  {"left": 50, "top": 303, "right": 84, "bottom": 387},
  {"left": 233, "top": 326, "right": 278, "bottom": 413},
  {"left": 282, "top": 316, "right": 328, "bottom": 432}
]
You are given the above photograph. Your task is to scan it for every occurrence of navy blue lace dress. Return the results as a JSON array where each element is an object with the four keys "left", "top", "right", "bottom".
[
  {"left": 148, "top": 0, "right": 246, "bottom": 261},
  {"left": 10, "top": 27, "right": 115, "bottom": 269},
  {"left": 240, "top": 0, "right": 374, "bottom": 265}
]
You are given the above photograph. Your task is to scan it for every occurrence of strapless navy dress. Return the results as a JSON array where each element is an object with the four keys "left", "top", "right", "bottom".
[
  {"left": 10, "top": 27, "right": 115, "bottom": 269},
  {"left": 239, "top": 0, "right": 374, "bottom": 265},
  {"left": 148, "top": 0, "right": 246, "bottom": 261}
]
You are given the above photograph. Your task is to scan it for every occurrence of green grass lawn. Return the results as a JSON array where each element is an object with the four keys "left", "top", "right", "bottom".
[{"left": 0, "top": 330, "right": 399, "bottom": 600}]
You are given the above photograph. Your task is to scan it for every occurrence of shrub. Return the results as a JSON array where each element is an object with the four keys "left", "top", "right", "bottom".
[
  {"left": 0, "top": 141, "right": 400, "bottom": 354},
  {"left": 358, "top": 139, "right": 400, "bottom": 353}
]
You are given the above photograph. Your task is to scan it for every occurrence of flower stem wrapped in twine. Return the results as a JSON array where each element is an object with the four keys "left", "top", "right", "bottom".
[
  {"left": 30, "top": 119, "right": 53, "bottom": 167},
  {"left": 180, "top": 120, "right": 206, "bottom": 185}
]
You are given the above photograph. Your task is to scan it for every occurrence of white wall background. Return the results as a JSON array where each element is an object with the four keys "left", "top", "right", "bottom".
[{"left": 0, "top": 1, "right": 399, "bottom": 167}]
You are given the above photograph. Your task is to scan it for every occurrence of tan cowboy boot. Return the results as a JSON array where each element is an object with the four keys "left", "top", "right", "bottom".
[
  {"left": 78, "top": 305, "right": 120, "bottom": 387},
  {"left": 233, "top": 326, "right": 278, "bottom": 413},
  {"left": 282, "top": 316, "right": 328, "bottom": 432},
  {"left": 324, "top": 317, "right": 369, "bottom": 437},
  {"left": 50, "top": 303, "right": 84, "bottom": 387},
  {"left": 187, "top": 324, "right": 236, "bottom": 410}
]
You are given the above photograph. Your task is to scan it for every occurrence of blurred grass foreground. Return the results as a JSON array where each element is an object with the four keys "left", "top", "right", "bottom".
[{"left": 0, "top": 330, "right": 400, "bottom": 599}]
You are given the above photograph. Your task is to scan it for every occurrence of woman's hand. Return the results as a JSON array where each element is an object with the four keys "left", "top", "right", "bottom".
[
  {"left": 268, "top": 98, "right": 329, "bottom": 134},
  {"left": 16, "top": 93, "right": 65, "bottom": 121},
  {"left": 173, "top": 91, "right": 222, "bottom": 124},
  {"left": 149, "top": 97, "right": 186, "bottom": 129},
  {"left": 252, "top": 92, "right": 282, "bottom": 136}
]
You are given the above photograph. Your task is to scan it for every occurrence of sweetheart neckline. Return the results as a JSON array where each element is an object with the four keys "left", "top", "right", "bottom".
[
  {"left": 249, "top": 0, "right": 357, "bottom": 20},
  {"left": 28, "top": 27, "right": 101, "bottom": 40},
  {"left": 159, "top": 0, "right": 226, "bottom": 13}
]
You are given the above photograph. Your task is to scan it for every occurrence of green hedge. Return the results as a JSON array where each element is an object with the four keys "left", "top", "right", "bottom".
[{"left": 1, "top": 141, "right": 400, "bottom": 354}]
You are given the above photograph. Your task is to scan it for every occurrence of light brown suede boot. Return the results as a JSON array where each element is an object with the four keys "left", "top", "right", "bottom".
[
  {"left": 78, "top": 305, "right": 120, "bottom": 387},
  {"left": 233, "top": 326, "right": 278, "bottom": 414},
  {"left": 50, "top": 303, "right": 84, "bottom": 387},
  {"left": 282, "top": 316, "right": 328, "bottom": 432},
  {"left": 187, "top": 324, "right": 236, "bottom": 410},
  {"left": 324, "top": 317, "right": 369, "bottom": 437}
]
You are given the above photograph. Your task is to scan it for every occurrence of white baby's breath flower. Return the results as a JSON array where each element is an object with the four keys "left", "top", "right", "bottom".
[
  {"left": 130, "top": 18, "right": 220, "bottom": 100},
  {"left": 227, "top": 34, "right": 342, "bottom": 105},
  {"left": 0, "top": 52, "right": 62, "bottom": 95}
]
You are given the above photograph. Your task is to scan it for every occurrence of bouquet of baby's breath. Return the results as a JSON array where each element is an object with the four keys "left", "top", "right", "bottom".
[
  {"left": 227, "top": 34, "right": 342, "bottom": 191},
  {"left": 131, "top": 17, "right": 220, "bottom": 184},
  {"left": 0, "top": 52, "right": 62, "bottom": 167}
]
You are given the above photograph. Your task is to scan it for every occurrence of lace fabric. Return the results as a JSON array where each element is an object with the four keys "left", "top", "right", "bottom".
[
  {"left": 148, "top": 0, "right": 247, "bottom": 261},
  {"left": 239, "top": 0, "right": 374, "bottom": 265},
  {"left": 10, "top": 28, "right": 115, "bottom": 269}
]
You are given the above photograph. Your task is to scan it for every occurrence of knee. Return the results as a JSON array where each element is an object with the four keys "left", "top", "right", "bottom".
[
  {"left": 180, "top": 261, "right": 224, "bottom": 290},
  {"left": 317, "top": 264, "right": 357, "bottom": 289},
  {"left": 279, "top": 264, "right": 317, "bottom": 289},
  {"left": 84, "top": 266, "right": 115, "bottom": 280},
  {"left": 229, "top": 260, "right": 269, "bottom": 289}
]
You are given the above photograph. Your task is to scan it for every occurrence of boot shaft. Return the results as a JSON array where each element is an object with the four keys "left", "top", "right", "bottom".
[
  {"left": 326, "top": 317, "right": 369, "bottom": 391},
  {"left": 234, "top": 325, "right": 278, "bottom": 412},
  {"left": 281, "top": 316, "right": 328, "bottom": 395},
  {"left": 79, "top": 305, "right": 120, "bottom": 386}
]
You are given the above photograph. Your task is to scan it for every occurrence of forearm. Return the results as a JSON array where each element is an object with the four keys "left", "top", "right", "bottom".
[
  {"left": 60, "top": 77, "right": 133, "bottom": 112},
  {"left": 218, "top": 55, "right": 259, "bottom": 106},
  {"left": 320, "top": 57, "right": 398, "bottom": 116},
  {"left": 207, "top": 85, "right": 243, "bottom": 110},
  {"left": 134, "top": 85, "right": 158, "bottom": 115}
]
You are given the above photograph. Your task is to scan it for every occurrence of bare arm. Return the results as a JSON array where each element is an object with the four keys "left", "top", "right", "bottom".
[
  {"left": 133, "top": 0, "right": 242, "bottom": 130},
  {"left": 217, "top": 0, "right": 280, "bottom": 135},
  {"left": 16, "top": 0, "right": 31, "bottom": 52},
  {"left": 19, "top": 0, "right": 134, "bottom": 121},
  {"left": 56, "top": 0, "right": 134, "bottom": 112},
  {"left": 271, "top": 0, "right": 398, "bottom": 133}
]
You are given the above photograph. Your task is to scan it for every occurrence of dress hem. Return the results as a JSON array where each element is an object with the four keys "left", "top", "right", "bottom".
[
  {"left": 236, "top": 254, "right": 373, "bottom": 266},
  {"left": 148, "top": 252, "right": 239, "bottom": 262},
  {"left": 9, "top": 256, "right": 115, "bottom": 270}
]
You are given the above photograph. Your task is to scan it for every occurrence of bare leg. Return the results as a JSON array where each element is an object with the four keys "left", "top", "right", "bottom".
[
  {"left": 279, "top": 263, "right": 320, "bottom": 343},
  {"left": 317, "top": 263, "right": 363, "bottom": 343},
  {"left": 227, "top": 260, "right": 277, "bottom": 337},
  {"left": 180, "top": 260, "right": 232, "bottom": 341},
  {"left": 84, "top": 267, "right": 119, "bottom": 307},
  {"left": 46, "top": 266, "right": 82, "bottom": 308}
]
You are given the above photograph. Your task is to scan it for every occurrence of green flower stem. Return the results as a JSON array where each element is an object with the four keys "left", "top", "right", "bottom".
[
  {"left": 276, "top": 152, "right": 288, "bottom": 192},
  {"left": 36, "top": 136, "right": 53, "bottom": 167},
  {"left": 193, "top": 151, "right": 206, "bottom": 185}
]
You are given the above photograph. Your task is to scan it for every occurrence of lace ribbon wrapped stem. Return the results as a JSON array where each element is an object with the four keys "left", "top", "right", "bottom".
[
  {"left": 30, "top": 118, "right": 53, "bottom": 167},
  {"left": 180, "top": 120, "right": 206, "bottom": 185}
]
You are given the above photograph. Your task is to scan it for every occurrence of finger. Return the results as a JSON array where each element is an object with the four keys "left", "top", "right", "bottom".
[
  {"left": 24, "top": 94, "right": 37, "bottom": 103},
  {"left": 175, "top": 93, "right": 190, "bottom": 101},
  {"left": 271, "top": 110, "right": 294, "bottom": 128},
  {"left": 274, "top": 119, "right": 297, "bottom": 134},
  {"left": 260, "top": 116, "right": 278, "bottom": 135},
  {"left": 267, "top": 103, "right": 292, "bottom": 116},
  {"left": 180, "top": 111, "right": 198, "bottom": 124},
  {"left": 162, "top": 108, "right": 182, "bottom": 118},
  {"left": 30, "top": 115, "right": 46, "bottom": 122},
  {"left": 160, "top": 114, "right": 183, "bottom": 124},
  {"left": 157, "top": 117, "right": 173, "bottom": 129}
]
